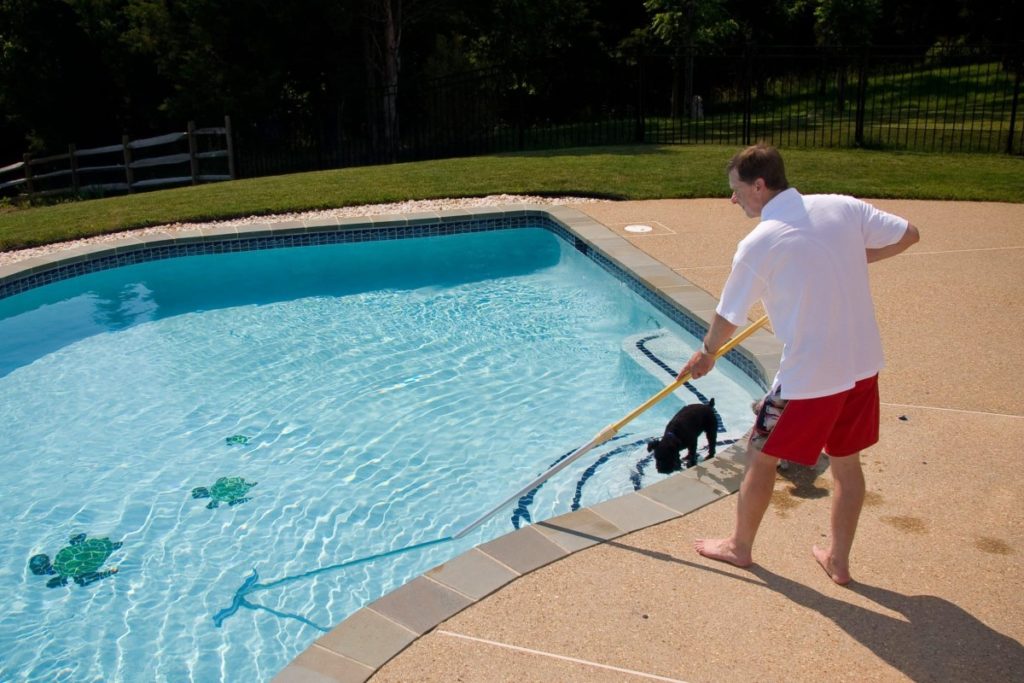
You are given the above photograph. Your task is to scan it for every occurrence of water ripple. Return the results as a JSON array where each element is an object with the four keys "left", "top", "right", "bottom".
[{"left": 0, "top": 230, "right": 762, "bottom": 682}]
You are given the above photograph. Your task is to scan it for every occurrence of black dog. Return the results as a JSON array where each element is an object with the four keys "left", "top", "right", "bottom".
[{"left": 647, "top": 398, "right": 718, "bottom": 473}]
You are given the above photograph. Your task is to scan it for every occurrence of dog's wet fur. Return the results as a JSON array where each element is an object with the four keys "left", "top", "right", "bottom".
[{"left": 648, "top": 398, "right": 718, "bottom": 473}]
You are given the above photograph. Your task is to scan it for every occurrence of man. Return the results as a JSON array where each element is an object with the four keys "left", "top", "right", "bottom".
[{"left": 680, "top": 144, "right": 919, "bottom": 585}]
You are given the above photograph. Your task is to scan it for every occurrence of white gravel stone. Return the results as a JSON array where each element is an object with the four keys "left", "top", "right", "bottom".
[{"left": 0, "top": 194, "right": 607, "bottom": 267}]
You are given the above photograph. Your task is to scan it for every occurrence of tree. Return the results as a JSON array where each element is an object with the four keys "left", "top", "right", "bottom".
[
  {"left": 0, "top": 0, "right": 136, "bottom": 156},
  {"left": 806, "top": 0, "right": 881, "bottom": 112},
  {"left": 435, "top": 0, "right": 616, "bottom": 133},
  {"left": 811, "top": 0, "right": 881, "bottom": 48},
  {"left": 726, "top": 0, "right": 815, "bottom": 49},
  {"left": 644, "top": 0, "right": 738, "bottom": 117},
  {"left": 362, "top": 0, "right": 416, "bottom": 162}
]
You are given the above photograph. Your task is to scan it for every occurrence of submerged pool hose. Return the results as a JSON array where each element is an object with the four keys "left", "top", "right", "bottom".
[{"left": 213, "top": 314, "right": 769, "bottom": 628}]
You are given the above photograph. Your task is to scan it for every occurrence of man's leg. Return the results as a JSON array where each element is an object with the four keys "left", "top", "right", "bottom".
[
  {"left": 694, "top": 444, "right": 779, "bottom": 567},
  {"left": 812, "top": 452, "right": 865, "bottom": 585}
]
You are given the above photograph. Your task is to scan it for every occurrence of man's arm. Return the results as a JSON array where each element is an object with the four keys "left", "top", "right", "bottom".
[
  {"left": 867, "top": 223, "right": 920, "bottom": 263},
  {"left": 677, "top": 313, "right": 740, "bottom": 381}
]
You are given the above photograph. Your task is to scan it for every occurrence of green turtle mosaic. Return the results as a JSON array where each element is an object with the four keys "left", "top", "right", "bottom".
[
  {"left": 191, "top": 476, "right": 257, "bottom": 509},
  {"left": 29, "top": 533, "right": 122, "bottom": 588}
]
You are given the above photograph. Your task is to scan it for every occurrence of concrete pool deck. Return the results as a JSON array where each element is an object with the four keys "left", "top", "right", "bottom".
[{"left": 276, "top": 198, "right": 1023, "bottom": 682}]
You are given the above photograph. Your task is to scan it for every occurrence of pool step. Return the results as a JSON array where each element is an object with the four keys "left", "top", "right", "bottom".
[{"left": 621, "top": 328, "right": 700, "bottom": 404}]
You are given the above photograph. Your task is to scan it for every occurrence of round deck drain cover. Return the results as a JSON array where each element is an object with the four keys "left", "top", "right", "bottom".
[{"left": 624, "top": 224, "right": 653, "bottom": 233}]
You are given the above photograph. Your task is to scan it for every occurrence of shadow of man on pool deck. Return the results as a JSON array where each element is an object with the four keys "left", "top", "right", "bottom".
[
  {"left": 748, "top": 565, "right": 1024, "bottom": 682},
  {"left": 537, "top": 521, "right": 1022, "bottom": 681}
]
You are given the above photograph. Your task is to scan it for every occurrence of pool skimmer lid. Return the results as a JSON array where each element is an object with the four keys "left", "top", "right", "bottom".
[{"left": 624, "top": 224, "right": 654, "bottom": 233}]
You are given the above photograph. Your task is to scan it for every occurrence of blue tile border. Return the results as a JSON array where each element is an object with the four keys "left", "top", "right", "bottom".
[
  {"left": 0, "top": 215, "right": 539, "bottom": 299},
  {"left": 0, "top": 208, "right": 768, "bottom": 389}
]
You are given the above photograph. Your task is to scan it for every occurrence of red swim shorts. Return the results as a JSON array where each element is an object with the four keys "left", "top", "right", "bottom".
[{"left": 754, "top": 374, "right": 880, "bottom": 465}]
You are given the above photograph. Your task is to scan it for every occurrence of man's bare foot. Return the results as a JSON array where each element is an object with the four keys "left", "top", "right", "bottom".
[
  {"left": 694, "top": 537, "right": 753, "bottom": 568},
  {"left": 812, "top": 545, "right": 851, "bottom": 585}
]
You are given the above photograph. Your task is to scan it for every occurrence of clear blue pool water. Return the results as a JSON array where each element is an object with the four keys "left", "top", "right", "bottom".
[{"left": 0, "top": 226, "right": 762, "bottom": 681}]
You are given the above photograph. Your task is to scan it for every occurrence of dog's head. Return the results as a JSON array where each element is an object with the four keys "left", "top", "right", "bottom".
[{"left": 647, "top": 434, "right": 682, "bottom": 474}]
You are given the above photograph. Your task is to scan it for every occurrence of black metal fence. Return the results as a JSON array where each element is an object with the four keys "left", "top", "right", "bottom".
[
  {"left": 231, "top": 44, "right": 1024, "bottom": 179},
  {"left": 641, "top": 45, "right": 1023, "bottom": 154}
]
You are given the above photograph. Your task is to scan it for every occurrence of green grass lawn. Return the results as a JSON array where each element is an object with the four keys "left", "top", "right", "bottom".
[{"left": 1, "top": 144, "right": 1021, "bottom": 251}]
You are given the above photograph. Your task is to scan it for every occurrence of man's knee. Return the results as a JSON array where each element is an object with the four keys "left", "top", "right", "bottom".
[
  {"left": 826, "top": 451, "right": 863, "bottom": 480},
  {"left": 746, "top": 444, "right": 780, "bottom": 473}
]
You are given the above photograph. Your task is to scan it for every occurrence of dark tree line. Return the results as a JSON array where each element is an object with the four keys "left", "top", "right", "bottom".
[{"left": 0, "top": 0, "right": 1017, "bottom": 161}]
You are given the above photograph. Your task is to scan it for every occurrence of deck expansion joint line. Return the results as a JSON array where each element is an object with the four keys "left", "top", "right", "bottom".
[
  {"left": 436, "top": 630, "right": 690, "bottom": 682},
  {"left": 898, "top": 245, "right": 1024, "bottom": 256},
  {"left": 667, "top": 245, "right": 1024, "bottom": 275},
  {"left": 672, "top": 264, "right": 731, "bottom": 271},
  {"left": 880, "top": 402, "right": 1024, "bottom": 419}
]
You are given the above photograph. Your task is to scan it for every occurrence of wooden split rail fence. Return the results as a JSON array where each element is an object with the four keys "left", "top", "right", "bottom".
[{"left": 0, "top": 116, "right": 235, "bottom": 200}]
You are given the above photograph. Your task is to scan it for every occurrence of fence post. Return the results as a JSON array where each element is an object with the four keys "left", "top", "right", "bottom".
[
  {"left": 23, "top": 153, "right": 34, "bottom": 197},
  {"left": 187, "top": 120, "right": 199, "bottom": 184},
  {"left": 1007, "top": 67, "right": 1021, "bottom": 155},
  {"left": 516, "top": 85, "right": 526, "bottom": 150},
  {"left": 224, "top": 115, "right": 236, "bottom": 179},
  {"left": 122, "top": 134, "right": 134, "bottom": 192},
  {"left": 855, "top": 49, "right": 869, "bottom": 147},
  {"left": 634, "top": 59, "right": 646, "bottom": 143},
  {"left": 742, "top": 49, "right": 753, "bottom": 145},
  {"left": 69, "top": 144, "right": 79, "bottom": 194}
]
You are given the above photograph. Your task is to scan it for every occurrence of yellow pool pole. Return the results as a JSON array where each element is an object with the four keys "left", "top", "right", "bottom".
[{"left": 453, "top": 314, "right": 770, "bottom": 539}]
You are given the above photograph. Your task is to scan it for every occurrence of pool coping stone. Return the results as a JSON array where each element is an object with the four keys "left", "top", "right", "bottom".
[
  {"left": 424, "top": 548, "right": 521, "bottom": 601},
  {"left": 314, "top": 608, "right": 418, "bottom": 671},
  {"left": 366, "top": 576, "right": 476, "bottom": 636},
  {"left": 275, "top": 645, "right": 374, "bottom": 683}
]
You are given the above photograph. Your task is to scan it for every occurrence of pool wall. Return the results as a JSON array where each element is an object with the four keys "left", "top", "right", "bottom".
[
  {"left": 0, "top": 206, "right": 782, "bottom": 682},
  {"left": 0, "top": 206, "right": 777, "bottom": 390}
]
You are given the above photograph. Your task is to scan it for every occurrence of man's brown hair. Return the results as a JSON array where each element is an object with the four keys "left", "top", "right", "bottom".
[{"left": 727, "top": 143, "right": 789, "bottom": 191}]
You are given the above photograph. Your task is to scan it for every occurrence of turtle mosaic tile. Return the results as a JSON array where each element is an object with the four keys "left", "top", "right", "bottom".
[
  {"left": 191, "top": 476, "right": 257, "bottom": 509},
  {"left": 29, "top": 533, "right": 123, "bottom": 589}
]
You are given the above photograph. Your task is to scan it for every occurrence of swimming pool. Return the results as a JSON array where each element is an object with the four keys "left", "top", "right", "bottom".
[{"left": 0, "top": 210, "right": 769, "bottom": 681}]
